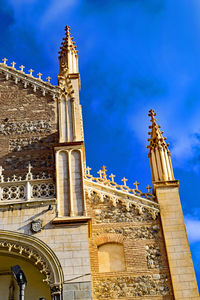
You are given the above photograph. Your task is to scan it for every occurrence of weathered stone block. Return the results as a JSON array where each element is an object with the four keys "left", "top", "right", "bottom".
[
  {"left": 63, "top": 290, "right": 74, "bottom": 300},
  {"left": 74, "top": 290, "right": 92, "bottom": 300}
]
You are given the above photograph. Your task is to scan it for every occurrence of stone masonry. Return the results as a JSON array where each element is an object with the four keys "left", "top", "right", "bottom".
[
  {"left": 0, "top": 26, "right": 199, "bottom": 300},
  {"left": 86, "top": 189, "right": 174, "bottom": 299}
]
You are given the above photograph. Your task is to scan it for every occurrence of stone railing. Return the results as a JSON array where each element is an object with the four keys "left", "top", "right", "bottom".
[
  {"left": 84, "top": 166, "right": 159, "bottom": 221},
  {"left": 84, "top": 166, "right": 155, "bottom": 201},
  {"left": 0, "top": 164, "right": 56, "bottom": 203}
]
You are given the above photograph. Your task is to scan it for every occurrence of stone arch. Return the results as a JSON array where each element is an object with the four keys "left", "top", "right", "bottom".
[
  {"left": 0, "top": 230, "right": 64, "bottom": 298},
  {"left": 94, "top": 233, "right": 124, "bottom": 246}
]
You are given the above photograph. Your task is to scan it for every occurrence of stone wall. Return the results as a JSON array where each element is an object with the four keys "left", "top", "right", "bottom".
[
  {"left": 63, "top": 282, "right": 92, "bottom": 300},
  {"left": 93, "top": 275, "right": 170, "bottom": 299},
  {"left": 0, "top": 76, "right": 58, "bottom": 177},
  {"left": 0, "top": 77, "right": 92, "bottom": 299},
  {"left": 86, "top": 191, "right": 174, "bottom": 299},
  {"left": 0, "top": 204, "right": 92, "bottom": 299},
  {"left": 87, "top": 191, "right": 154, "bottom": 223}
]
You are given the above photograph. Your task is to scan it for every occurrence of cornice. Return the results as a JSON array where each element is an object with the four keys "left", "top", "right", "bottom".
[
  {"left": 0, "top": 62, "right": 60, "bottom": 100},
  {"left": 84, "top": 178, "right": 160, "bottom": 219},
  {"left": 153, "top": 180, "right": 179, "bottom": 189}
]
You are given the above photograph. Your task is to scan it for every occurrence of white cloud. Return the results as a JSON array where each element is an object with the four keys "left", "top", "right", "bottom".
[{"left": 185, "top": 217, "right": 200, "bottom": 244}]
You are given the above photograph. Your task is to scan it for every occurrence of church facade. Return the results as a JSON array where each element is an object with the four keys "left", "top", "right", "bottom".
[{"left": 0, "top": 26, "right": 199, "bottom": 300}]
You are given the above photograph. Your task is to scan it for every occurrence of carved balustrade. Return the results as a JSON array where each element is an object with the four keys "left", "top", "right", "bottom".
[{"left": 0, "top": 165, "right": 56, "bottom": 203}]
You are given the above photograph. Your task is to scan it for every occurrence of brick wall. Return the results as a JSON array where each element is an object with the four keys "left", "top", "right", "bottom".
[
  {"left": 0, "top": 76, "right": 58, "bottom": 177},
  {"left": 87, "top": 191, "right": 174, "bottom": 299}
]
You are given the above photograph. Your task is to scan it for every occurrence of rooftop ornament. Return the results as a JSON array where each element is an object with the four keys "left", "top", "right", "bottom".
[
  {"left": 84, "top": 165, "right": 155, "bottom": 201},
  {"left": 1, "top": 58, "right": 53, "bottom": 84}
]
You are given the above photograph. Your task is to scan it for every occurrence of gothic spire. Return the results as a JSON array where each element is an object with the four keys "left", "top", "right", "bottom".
[
  {"left": 147, "top": 109, "right": 174, "bottom": 182},
  {"left": 147, "top": 109, "right": 169, "bottom": 153},
  {"left": 58, "top": 25, "right": 79, "bottom": 76}
]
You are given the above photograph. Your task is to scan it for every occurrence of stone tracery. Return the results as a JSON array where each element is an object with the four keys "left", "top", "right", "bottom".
[{"left": 0, "top": 164, "right": 56, "bottom": 202}]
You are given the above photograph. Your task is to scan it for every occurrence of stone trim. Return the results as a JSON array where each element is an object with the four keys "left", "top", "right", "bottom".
[
  {"left": 52, "top": 216, "right": 91, "bottom": 225},
  {"left": 94, "top": 233, "right": 124, "bottom": 246},
  {"left": 0, "top": 63, "right": 60, "bottom": 100},
  {"left": 85, "top": 182, "right": 160, "bottom": 221}
]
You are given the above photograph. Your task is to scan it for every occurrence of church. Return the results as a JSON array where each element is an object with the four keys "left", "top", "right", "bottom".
[{"left": 0, "top": 25, "right": 199, "bottom": 300}]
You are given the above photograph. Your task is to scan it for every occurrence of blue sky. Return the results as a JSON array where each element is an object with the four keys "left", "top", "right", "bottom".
[{"left": 1, "top": 0, "right": 200, "bottom": 287}]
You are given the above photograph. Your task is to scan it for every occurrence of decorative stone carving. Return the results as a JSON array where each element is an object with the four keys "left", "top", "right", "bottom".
[
  {"left": 31, "top": 219, "right": 43, "bottom": 233},
  {"left": 88, "top": 191, "right": 159, "bottom": 223},
  {"left": 0, "top": 165, "right": 55, "bottom": 202},
  {"left": 32, "top": 183, "right": 55, "bottom": 198},
  {"left": 0, "top": 62, "right": 59, "bottom": 100},
  {"left": 51, "top": 284, "right": 62, "bottom": 295},
  {"left": 93, "top": 275, "right": 170, "bottom": 298},
  {"left": 0, "top": 120, "right": 52, "bottom": 136},
  {"left": 0, "top": 240, "right": 51, "bottom": 283},
  {"left": 146, "top": 244, "right": 162, "bottom": 269},
  {"left": 2, "top": 185, "right": 25, "bottom": 200},
  {"left": 85, "top": 165, "right": 155, "bottom": 201},
  {"left": 93, "top": 225, "right": 160, "bottom": 240}
]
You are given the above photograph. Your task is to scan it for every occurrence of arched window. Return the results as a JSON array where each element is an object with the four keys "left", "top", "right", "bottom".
[{"left": 98, "top": 243, "right": 125, "bottom": 273}]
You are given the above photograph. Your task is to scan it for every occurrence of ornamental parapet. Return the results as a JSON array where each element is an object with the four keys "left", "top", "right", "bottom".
[
  {"left": 0, "top": 164, "right": 56, "bottom": 206},
  {"left": 84, "top": 166, "right": 159, "bottom": 220},
  {"left": 0, "top": 58, "right": 60, "bottom": 99},
  {"left": 84, "top": 165, "right": 156, "bottom": 201}
]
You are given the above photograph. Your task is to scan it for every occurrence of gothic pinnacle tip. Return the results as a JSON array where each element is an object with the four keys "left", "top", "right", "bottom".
[
  {"left": 148, "top": 109, "right": 156, "bottom": 117},
  {"left": 65, "top": 25, "right": 71, "bottom": 31}
]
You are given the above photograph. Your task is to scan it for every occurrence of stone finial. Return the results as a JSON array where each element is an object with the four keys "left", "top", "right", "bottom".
[
  {"left": 46, "top": 76, "right": 52, "bottom": 83},
  {"left": 101, "top": 165, "right": 107, "bottom": 180},
  {"left": 97, "top": 169, "right": 103, "bottom": 179},
  {"left": 58, "top": 25, "right": 79, "bottom": 77},
  {"left": 134, "top": 181, "right": 140, "bottom": 190},
  {"left": 109, "top": 173, "right": 115, "bottom": 182},
  {"left": 28, "top": 162, "right": 32, "bottom": 173},
  {"left": 146, "top": 185, "right": 152, "bottom": 193},
  {"left": 28, "top": 69, "right": 34, "bottom": 76},
  {"left": 12, "top": 175, "right": 17, "bottom": 181},
  {"left": 37, "top": 72, "right": 42, "bottom": 80},
  {"left": 19, "top": 65, "right": 25, "bottom": 72},
  {"left": 0, "top": 166, "right": 4, "bottom": 183},
  {"left": 121, "top": 177, "right": 128, "bottom": 186},
  {"left": 147, "top": 109, "right": 169, "bottom": 153},
  {"left": 0, "top": 166, "right": 4, "bottom": 176},
  {"left": 147, "top": 109, "right": 175, "bottom": 182},
  {"left": 65, "top": 25, "right": 71, "bottom": 33},
  {"left": 26, "top": 162, "right": 33, "bottom": 180},
  {"left": 11, "top": 62, "right": 16, "bottom": 68},
  {"left": 2, "top": 58, "right": 8, "bottom": 65},
  {"left": 85, "top": 166, "right": 91, "bottom": 175}
]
